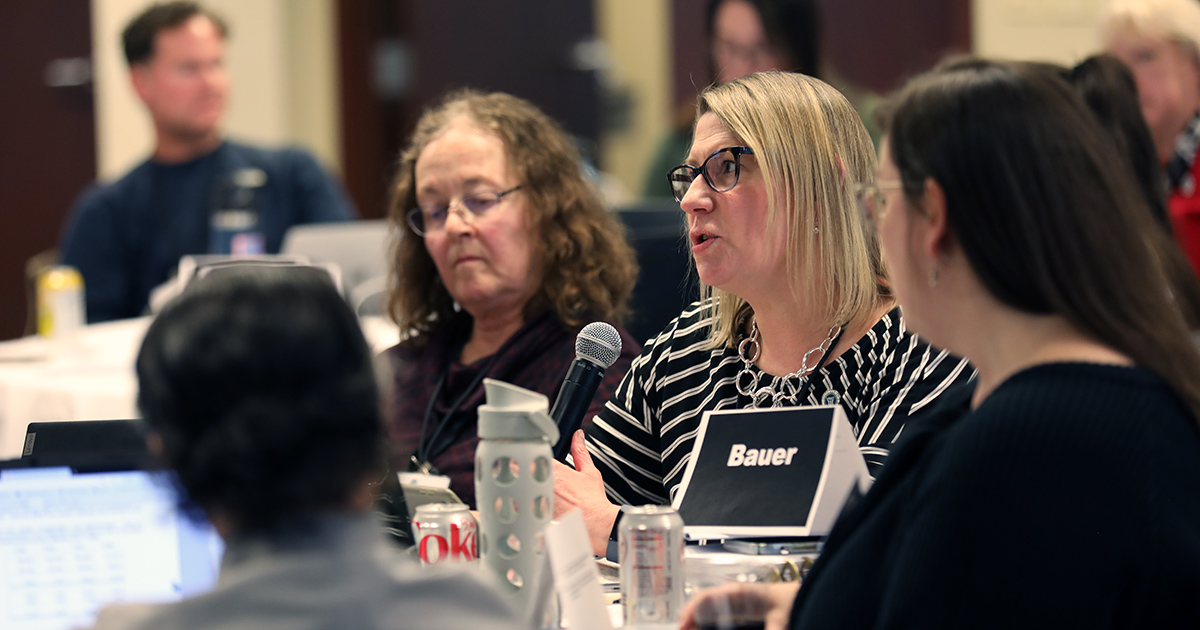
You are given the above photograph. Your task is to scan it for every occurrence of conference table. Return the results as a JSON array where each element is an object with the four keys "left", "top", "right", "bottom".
[
  {"left": 0, "top": 316, "right": 401, "bottom": 460},
  {"left": 0, "top": 315, "right": 818, "bottom": 630}
]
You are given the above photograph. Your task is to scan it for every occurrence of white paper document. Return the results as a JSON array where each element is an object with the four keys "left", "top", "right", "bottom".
[{"left": 544, "top": 510, "right": 615, "bottom": 630}]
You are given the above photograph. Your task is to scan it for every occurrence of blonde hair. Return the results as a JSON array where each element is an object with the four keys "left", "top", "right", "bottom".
[
  {"left": 1100, "top": 0, "right": 1200, "bottom": 58},
  {"left": 695, "top": 71, "right": 885, "bottom": 348},
  {"left": 387, "top": 89, "right": 637, "bottom": 339}
]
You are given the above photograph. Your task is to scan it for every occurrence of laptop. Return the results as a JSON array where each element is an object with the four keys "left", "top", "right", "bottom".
[
  {"left": 147, "top": 255, "right": 342, "bottom": 314},
  {"left": 280, "top": 220, "right": 388, "bottom": 297},
  {"left": 0, "top": 464, "right": 224, "bottom": 630},
  {"left": 22, "top": 420, "right": 150, "bottom": 472}
]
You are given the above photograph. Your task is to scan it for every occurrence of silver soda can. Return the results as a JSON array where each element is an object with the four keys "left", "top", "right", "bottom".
[
  {"left": 412, "top": 504, "right": 479, "bottom": 566},
  {"left": 619, "top": 504, "right": 685, "bottom": 624}
]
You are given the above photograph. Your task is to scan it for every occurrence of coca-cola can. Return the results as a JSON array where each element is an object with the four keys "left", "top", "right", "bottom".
[
  {"left": 619, "top": 504, "right": 685, "bottom": 624},
  {"left": 412, "top": 504, "right": 478, "bottom": 566}
]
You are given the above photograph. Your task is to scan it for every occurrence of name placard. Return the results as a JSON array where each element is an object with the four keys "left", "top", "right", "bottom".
[{"left": 671, "top": 405, "right": 870, "bottom": 539}]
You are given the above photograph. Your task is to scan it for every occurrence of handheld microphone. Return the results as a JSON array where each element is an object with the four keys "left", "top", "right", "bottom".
[{"left": 550, "top": 322, "right": 622, "bottom": 460}]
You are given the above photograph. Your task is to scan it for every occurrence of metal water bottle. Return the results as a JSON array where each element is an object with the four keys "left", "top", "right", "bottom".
[{"left": 475, "top": 379, "right": 560, "bottom": 615}]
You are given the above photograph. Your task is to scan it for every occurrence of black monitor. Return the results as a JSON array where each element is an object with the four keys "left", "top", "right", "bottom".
[{"left": 22, "top": 419, "right": 150, "bottom": 472}]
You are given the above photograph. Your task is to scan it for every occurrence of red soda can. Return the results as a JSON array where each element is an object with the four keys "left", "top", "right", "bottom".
[{"left": 412, "top": 504, "right": 478, "bottom": 566}]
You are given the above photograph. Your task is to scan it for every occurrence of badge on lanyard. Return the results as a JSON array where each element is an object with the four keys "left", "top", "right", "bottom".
[{"left": 399, "top": 471, "right": 452, "bottom": 489}]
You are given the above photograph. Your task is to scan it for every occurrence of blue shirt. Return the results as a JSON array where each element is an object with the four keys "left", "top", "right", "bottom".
[{"left": 60, "top": 141, "right": 356, "bottom": 322}]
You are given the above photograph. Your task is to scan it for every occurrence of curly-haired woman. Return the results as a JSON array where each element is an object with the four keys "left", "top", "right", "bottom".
[{"left": 385, "top": 89, "right": 640, "bottom": 507}]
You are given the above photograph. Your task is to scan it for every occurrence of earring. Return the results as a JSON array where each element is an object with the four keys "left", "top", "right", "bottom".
[
  {"left": 928, "top": 267, "right": 939, "bottom": 287},
  {"left": 814, "top": 225, "right": 820, "bottom": 234}
]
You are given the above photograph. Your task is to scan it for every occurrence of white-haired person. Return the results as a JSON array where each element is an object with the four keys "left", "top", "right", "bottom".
[
  {"left": 1102, "top": 0, "right": 1200, "bottom": 275},
  {"left": 554, "top": 71, "right": 974, "bottom": 556}
]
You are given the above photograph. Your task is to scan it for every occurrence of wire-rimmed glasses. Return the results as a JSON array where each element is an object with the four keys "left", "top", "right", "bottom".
[
  {"left": 406, "top": 185, "right": 524, "bottom": 236},
  {"left": 854, "top": 181, "right": 904, "bottom": 229},
  {"left": 666, "top": 146, "right": 755, "bottom": 203}
]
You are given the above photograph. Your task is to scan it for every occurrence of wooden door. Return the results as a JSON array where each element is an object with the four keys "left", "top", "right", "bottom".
[
  {"left": 338, "top": 0, "right": 601, "bottom": 219},
  {"left": 0, "top": 1, "right": 97, "bottom": 340}
]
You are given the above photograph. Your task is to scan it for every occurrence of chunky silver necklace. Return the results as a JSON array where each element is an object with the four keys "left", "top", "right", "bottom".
[{"left": 735, "top": 320, "right": 841, "bottom": 408}]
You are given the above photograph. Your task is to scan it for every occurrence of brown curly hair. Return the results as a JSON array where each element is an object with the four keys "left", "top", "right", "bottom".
[{"left": 387, "top": 89, "right": 637, "bottom": 340}]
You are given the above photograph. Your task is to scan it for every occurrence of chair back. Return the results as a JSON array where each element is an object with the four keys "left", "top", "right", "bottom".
[
  {"left": 282, "top": 220, "right": 390, "bottom": 299},
  {"left": 615, "top": 202, "right": 698, "bottom": 344}
]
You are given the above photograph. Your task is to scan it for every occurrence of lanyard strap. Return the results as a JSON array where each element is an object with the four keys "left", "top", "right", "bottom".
[
  {"left": 413, "top": 352, "right": 498, "bottom": 473},
  {"left": 794, "top": 324, "right": 847, "bottom": 404}
]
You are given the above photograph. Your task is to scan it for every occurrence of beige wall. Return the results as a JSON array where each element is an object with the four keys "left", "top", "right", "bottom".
[
  {"left": 284, "top": 0, "right": 341, "bottom": 175},
  {"left": 596, "top": 0, "right": 673, "bottom": 201},
  {"left": 595, "top": 0, "right": 1122, "bottom": 200},
  {"left": 90, "top": 0, "right": 340, "bottom": 181},
  {"left": 89, "top": 0, "right": 1120, "bottom": 191},
  {"left": 973, "top": 0, "right": 1108, "bottom": 64}
]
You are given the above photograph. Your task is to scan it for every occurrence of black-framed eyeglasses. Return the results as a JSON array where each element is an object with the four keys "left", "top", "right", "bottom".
[
  {"left": 406, "top": 185, "right": 523, "bottom": 236},
  {"left": 854, "top": 181, "right": 904, "bottom": 229},
  {"left": 666, "top": 146, "right": 755, "bottom": 203}
]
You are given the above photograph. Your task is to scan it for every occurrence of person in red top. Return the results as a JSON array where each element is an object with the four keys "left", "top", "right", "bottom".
[{"left": 1102, "top": 0, "right": 1200, "bottom": 276}]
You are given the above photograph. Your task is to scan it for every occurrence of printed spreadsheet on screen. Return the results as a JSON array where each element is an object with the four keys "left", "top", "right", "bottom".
[{"left": 0, "top": 467, "right": 223, "bottom": 630}]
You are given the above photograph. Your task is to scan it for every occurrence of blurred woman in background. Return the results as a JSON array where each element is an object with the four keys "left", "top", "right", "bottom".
[
  {"left": 386, "top": 89, "right": 640, "bottom": 508},
  {"left": 1102, "top": 0, "right": 1200, "bottom": 276},
  {"left": 1059, "top": 53, "right": 1200, "bottom": 328},
  {"left": 642, "top": 0, "right": 880, "bottom": 196}
]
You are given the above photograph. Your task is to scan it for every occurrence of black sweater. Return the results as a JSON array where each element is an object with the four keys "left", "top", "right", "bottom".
[{"left": 791, "top": 363, "right": 1200, "bottom": 629}]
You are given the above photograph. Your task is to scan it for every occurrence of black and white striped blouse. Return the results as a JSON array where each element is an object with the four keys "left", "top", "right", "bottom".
[{"left": 585, "top": 300, "right": 975, "bottom": 506}]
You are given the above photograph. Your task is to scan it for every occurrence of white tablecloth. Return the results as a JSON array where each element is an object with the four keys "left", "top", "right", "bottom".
[{"left": 0, "top": 316, "right": 401, "bottom": 460}]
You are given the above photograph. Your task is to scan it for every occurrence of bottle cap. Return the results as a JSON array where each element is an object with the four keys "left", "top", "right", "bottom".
[{"left": 477, "top": 379, "right": 560, "bottom": 443}]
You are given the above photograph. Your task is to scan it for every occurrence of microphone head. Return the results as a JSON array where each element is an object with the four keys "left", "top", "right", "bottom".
[{"left": 576, "top": 322, "right": 622, "bottom": 368}]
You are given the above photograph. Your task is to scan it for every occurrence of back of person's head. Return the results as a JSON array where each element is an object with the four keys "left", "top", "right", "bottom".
[
  {"left": 1100, "top": 0, "right": 1200, "bottom": 55},
  {"left": 882, "top": 57, "right": 1200, "bottom": 420},
  {"left": 695, "top": 71, "right": 883, "bottom": 347},
  {"left": 1059, "top": 54, "right": 1171, "bottom": 228},
  {"left": 1055, "top": 54, "right": 1200, "bottom": 329},
  {"left": 705, "top": 0, "right": 821, "bottom": 79},
  {"left": 122, "top": 1, "right": 228, "bottom": 66},
  {"left": 136, "top": 267, "right": 385, "bottom": 532},
  {"left": 388, "top": 88, "right": 637, "bottom": 337}
]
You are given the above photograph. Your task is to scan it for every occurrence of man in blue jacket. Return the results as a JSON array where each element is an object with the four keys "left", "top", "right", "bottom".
[{"left": 60, "top": 2, "right": 356, "bottom": 322}]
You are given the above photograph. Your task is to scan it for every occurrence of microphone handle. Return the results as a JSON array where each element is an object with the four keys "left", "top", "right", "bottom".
[{"left": 550, "top": 359, "right": 605, "bottom": 460}]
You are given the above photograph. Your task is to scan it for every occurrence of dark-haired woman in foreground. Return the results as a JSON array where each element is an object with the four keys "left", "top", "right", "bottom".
[
  {"left": 682, "top": 59, "right": 1200, "bottom": 629},
  {"left": 92, "top": 268, "right": 521, "bottom": 630}
]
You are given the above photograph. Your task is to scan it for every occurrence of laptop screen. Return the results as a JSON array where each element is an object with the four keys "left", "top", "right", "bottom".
[{"left": 0, "top": 467, "right": 223, "bottom": 630}]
